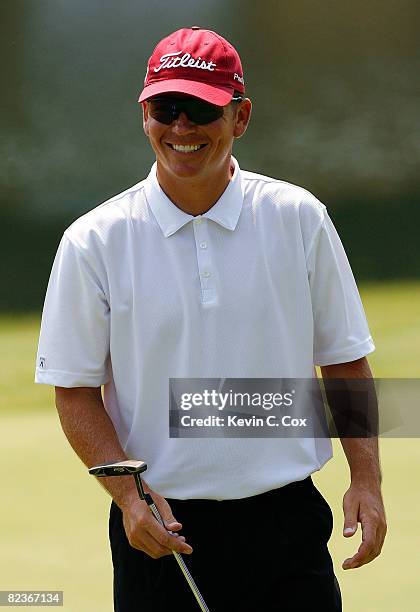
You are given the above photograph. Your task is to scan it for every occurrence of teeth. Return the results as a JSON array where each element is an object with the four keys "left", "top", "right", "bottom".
[{"left": 171, "top": 144, "right": 202, "bottom": 152}]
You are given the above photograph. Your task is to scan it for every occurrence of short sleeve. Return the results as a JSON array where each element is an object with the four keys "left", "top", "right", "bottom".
[
  {"left": 35, "top": 233, "right": 110, "bottom": 387},
  {"left": 307, "top": 211, "right": 375, "bottom": 366}
]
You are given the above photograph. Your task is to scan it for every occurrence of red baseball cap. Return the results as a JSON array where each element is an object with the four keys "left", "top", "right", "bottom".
[{"left": 138, "top": 26, "right": 245, "bottom": 106}]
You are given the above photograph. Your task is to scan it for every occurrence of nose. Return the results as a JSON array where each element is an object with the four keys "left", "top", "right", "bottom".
[{"left": 171, "top": 111, "right": 196, "bottom": 134}]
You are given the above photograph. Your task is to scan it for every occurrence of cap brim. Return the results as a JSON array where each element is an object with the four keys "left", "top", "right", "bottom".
[{"left": 138, "top": 79, "right": 234, "bottom": 106}]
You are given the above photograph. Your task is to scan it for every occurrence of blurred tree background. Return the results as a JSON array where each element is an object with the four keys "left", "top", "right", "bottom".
[{"left": 1, "top": 0, "right": 419, "bottom": 310}]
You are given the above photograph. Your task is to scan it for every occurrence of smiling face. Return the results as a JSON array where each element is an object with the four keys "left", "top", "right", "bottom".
[{"left": 142, "top": 95, "right": 252, "bottom": 186}]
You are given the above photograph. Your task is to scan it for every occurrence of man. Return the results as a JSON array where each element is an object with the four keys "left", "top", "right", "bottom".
[{"left": 35, "top": 26, "right": 386, "bottom": 611}]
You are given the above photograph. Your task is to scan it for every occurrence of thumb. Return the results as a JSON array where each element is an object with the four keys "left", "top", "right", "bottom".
[
  {"left": 343, "top": 494, "right": 359, "bottom": 537},
  {"left": 155, "top": 504, "right": 182, "bottom": 531},
  {"left": 147, "top": 490, "right": 183, "bottom": 531},
  {"left": 164, "top": 518, "right": 182, "bottom": 530}
]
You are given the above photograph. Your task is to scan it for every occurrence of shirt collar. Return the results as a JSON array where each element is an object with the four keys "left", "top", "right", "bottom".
[{"left": 144, "top": 156, "right": 245, "bottom": 237}]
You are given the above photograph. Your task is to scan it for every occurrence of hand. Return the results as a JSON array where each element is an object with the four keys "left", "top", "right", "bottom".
[
  {"left": 342, "top": 481, "right": 387, "bottom": 570},
  {"left": 121, "top": 486, "right": 193, "bottom": 559}
]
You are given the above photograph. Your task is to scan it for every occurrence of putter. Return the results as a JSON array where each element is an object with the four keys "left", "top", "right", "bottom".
[{"left": 89, "top": 459, "right": 210, "bottom": 612}]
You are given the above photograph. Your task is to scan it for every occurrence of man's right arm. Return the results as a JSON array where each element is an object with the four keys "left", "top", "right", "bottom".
[{"left": 55, "top": 386, "right": 192, "bottom": 558}]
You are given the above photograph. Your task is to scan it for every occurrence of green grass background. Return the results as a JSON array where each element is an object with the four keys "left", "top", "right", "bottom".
[{"left": 1, "top": 280, "right": 419, "bottom": 610}]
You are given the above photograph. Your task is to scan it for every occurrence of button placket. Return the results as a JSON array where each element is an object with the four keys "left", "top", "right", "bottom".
[{"left": 193, "top": 218, "right": 214, "bottom": 303}]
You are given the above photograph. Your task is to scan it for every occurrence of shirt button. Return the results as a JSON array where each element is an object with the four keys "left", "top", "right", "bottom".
[
  {"left": 194, "top": 218, "right": 202, "bottom": 225},
  {"left": 201, "top": 270, "right": 211, "bottom": 278},
  {"left": 199, "top": 242, "right": 207, "bottom": 249}
]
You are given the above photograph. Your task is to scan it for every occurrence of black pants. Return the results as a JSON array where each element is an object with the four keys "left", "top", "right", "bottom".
[{"left": 109, "top": 477, "right": 342, "bottom": 611}]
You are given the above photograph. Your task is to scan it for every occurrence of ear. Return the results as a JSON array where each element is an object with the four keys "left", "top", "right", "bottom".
[
  {"left": 142, "top": 101, "right": 150, "bottom": 137},
  {"left": 233, "top": 98, "right": 252, "bottom": 139}
]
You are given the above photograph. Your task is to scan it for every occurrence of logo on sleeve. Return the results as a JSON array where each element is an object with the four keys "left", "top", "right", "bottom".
[{"left": 39, "top": 357, "right": 46, "bottom": 369}]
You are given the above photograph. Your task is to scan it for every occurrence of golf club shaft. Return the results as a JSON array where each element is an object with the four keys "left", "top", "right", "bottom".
[
  {"left": 171, "top": 551, "right": 210, "bottom": 612},
  {"left": 146, "top": 497, "right": 210, "bottom": 612}
]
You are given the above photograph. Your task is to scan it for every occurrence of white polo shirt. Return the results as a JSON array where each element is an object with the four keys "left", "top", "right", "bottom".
[{"left": 35, "top": 156, "right": 374, "bottom": 499}]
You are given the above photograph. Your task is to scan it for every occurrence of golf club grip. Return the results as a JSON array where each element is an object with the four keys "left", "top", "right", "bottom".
[
  {"left": 144, "top": 495, "right": 210, "bottom": 612},
  {"left": 143, "top": 494, "right": 166, "bottom": 526}
]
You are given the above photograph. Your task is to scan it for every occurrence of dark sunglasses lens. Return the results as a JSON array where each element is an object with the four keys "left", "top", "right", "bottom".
[
  {"left": 148, "top": 99, "right": 174, "bottom": 124},
  {"left": 149, "top": 98, "right": 223, "bottom": 125},
  {"left": 190, "top": 100, "right": 224, "bottom": 124}
]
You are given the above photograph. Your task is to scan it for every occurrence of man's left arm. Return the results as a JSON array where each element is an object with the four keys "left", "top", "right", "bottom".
[{"left": 320, "top": 357, "right": 387, "bottom": 570}]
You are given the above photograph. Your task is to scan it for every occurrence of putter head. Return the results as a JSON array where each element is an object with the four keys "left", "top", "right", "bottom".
[{"left": 88, "top": 459, "right": 147, "bottom": 477}]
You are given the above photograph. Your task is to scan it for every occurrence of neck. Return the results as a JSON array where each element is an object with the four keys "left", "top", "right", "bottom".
[{"left": 156, "top": 156, "right": 235, "bottom": 216}]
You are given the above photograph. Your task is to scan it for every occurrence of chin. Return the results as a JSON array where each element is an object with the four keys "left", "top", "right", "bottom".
[{"left": 168, "top": 162, "right": 205, "bottom": 179}]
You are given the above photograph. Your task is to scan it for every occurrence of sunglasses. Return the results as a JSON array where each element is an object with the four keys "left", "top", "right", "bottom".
[{"left": 147, "top": 95, "right": 243, "bottom": 125}]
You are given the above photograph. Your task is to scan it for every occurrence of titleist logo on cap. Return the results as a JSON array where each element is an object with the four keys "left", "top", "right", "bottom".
[{"left": 154, "top": 51, "right": 217, "bottom": 73}]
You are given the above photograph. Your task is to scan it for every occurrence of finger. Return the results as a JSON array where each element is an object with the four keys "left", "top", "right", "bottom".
[
  {"left": 146, "top": 519, "right": 193, "bottom": 554},
  {"left": 376, "top": 520, "right": 387, "bottom": 554},
  {"left": 151, "top": 497, "right": 183, "bottom": 531},
  {"left": 129, "top": 528, "right": 174, "bottom": 559},
  {"left": 166, "top": 531, "right": 185, "bottom": 541},
  {"left": 342, "top": 521, "right": 377, "bottom": 570},
  {"left": 165, "top": 520, "right": 183, "bottom": 532},
  {"left": 343, "top": 525, "right": 357, "bottom": 537},
  {"left": 343, "top": 495, "right": 359, "bottom": 538},
  {"left": 367, "top": 516, "right": 387, "bottom": 561},
  {"left": 157, "top": 508, "right": 182, "bottom": 530},
  {"left": 147, "top": 510, "right": 187, "bottom": 543},
  {"left": 131, "top": 521, "right": 190, "bottom": 558}
]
